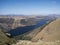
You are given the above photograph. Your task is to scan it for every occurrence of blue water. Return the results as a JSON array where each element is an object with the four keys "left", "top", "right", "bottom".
[{"left": 8, "top": 19, "right": 49, "bottom": 36}]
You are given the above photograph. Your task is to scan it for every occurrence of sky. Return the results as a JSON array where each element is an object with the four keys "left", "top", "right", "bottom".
[{"left": 0, "top": 0, "right": 60, "bottom": 15}]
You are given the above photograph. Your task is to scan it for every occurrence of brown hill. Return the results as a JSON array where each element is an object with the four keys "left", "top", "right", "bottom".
[{"left": 32, "top": 18, "right": 60, "bottom": 42}]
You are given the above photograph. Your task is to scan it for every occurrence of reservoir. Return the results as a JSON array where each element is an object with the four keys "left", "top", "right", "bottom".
[{"left": 8, "top": 19, "right": 51, "bottom": 36}]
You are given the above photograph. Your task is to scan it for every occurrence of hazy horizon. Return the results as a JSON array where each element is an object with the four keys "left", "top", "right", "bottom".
[{"left": 0, "top": 0, "right": 60, "bottom": 15}]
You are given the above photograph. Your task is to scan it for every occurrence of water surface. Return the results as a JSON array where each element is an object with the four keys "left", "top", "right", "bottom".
[{"left": 8, "top": 19, "right": 49, "bottom": 36}]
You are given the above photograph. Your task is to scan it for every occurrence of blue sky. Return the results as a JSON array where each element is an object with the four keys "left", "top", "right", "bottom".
[{"left": 0, "top": 0, "right": 60, "bottom": 15}]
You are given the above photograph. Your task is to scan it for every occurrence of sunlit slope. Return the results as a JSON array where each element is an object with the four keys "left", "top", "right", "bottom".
[
  {"left": 32, "top": 18, "right": 60, "bottom": 41},
  {"left": 13, "top": 40, "right": 60, "bottom": 45}
]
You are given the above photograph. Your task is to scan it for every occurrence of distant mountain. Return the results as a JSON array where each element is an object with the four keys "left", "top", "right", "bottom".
[{"left": 48, "top": 14, "right": 60, "bottom": 18}]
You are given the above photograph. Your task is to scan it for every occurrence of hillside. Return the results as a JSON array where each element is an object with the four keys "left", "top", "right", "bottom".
[
  {"left": 0, "top": 29, "right": 16, "bottom": 45},
  {"left": 12, "top": 18, "right": 60, "bottom": 45},
  {"left": 0, "top": 16, "right": 43, "bottom": 32},
  {"left": 32, "top": 18, "right": 60, "bottom": 42},
  {"left": 14, "top": 16, "right": 55, "bottom": 41}
]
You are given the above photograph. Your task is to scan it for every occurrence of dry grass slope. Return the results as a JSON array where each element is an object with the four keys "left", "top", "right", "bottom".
[
  {"left": 12, "top": 40, "right": 60, "bottom": 45},
  {"left": 32, "top": 18, "right": 60, "bottom": 41}
]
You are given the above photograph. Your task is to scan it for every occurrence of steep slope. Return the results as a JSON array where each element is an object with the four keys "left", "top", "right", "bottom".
[
  {"left": 0, "top": 29, "right": 16, "bottom": 45},
  {"left": 32, "top": 18, "right": 60, "bottom": 42},
  {"left": 14, "top": 17, "right": 55, "bottom": 40}
]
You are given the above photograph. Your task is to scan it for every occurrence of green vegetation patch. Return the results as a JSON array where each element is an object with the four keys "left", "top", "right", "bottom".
[{"left": 0, "top": 29, "right": 16, "bottom": 45}]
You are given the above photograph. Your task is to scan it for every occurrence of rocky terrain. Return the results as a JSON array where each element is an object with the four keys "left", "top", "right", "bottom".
[{"left": 12, "top": 40, "right": 60, "bottom": 45}]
